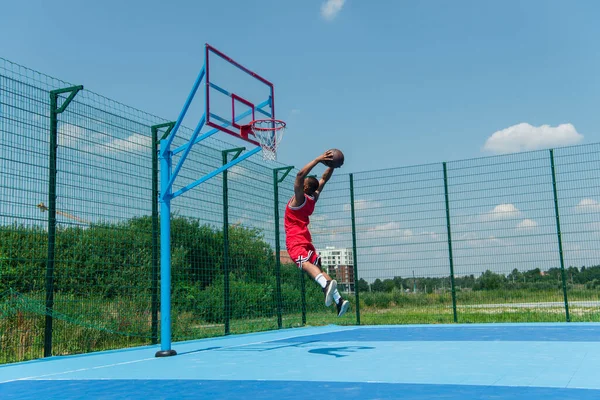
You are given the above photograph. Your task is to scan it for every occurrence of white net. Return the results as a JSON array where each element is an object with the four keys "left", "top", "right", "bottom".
[{"left": 251, "top": 119, "right": 286, "bottom": 161}]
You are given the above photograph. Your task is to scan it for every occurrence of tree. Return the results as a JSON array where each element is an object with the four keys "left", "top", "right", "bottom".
[
  {"left": 455, "top": 274, "right": 475, "bottom": 289},
  {"left": 393, "top": 276, "right": 403, "bottom": 290},
  {"left": 357, "top": 278, "right": 370, "bottom": 293},
  {"left": 523, "top": 268, "right": 542, "bottom": 283},
  {"left": 507, "top": 268, "right": 522, "bottom": 284},
  {"left": 474, "top": 270, "right": 507, "bottom": 291},
  {"left": 383, "top": 279, "right": 396, "bottom": 292},
  {"left": 371, "top": 279, "right": 385, "bottom": 292}
]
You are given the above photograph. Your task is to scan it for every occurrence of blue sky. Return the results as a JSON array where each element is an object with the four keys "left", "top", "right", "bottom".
[{"left": 1, "top": 0, "right": 600, "bottom": 173}]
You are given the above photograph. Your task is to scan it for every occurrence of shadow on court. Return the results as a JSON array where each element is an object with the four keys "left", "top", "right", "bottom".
[{"left": 309, "top": 345, "right": 375, "bottom": 358}]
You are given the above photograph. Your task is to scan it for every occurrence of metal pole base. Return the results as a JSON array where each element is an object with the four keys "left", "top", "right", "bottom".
[{"left": 155, "top": 350, "right": 177, "bottom": 357}]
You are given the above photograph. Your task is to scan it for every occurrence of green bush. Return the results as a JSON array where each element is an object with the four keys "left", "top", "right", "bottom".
[{"left": 0, "top": 224, "right": 47, "bottom": 294}]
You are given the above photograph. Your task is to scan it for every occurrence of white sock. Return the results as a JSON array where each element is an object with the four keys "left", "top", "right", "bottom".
[
  {"left": 333, "top": 290, "right": 341, "bottom": 303},
  {"left": 315, "top": 273, "right": 327, "bottom": 289}
]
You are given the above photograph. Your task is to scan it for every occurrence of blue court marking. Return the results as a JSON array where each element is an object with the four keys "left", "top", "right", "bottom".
[
  {"left": 2, "top": 324, "right": 600, "bottom": 399},
  {"left": 2, "top": 380, "right": 600, "bottom": 400},
  {"left": 272, "top": 325, "right": 600, "bottom": 343}
]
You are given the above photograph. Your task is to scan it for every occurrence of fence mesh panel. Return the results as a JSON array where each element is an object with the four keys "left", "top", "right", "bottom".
[{"left": 2, "top": 56, "right": 600, "bottom": 365}]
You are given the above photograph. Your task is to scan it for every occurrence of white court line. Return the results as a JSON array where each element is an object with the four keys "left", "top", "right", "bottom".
[
  {"left": 0, "top": 358, "right": 155, "bottom": 384},
  {"left": 0, "top": 326, "right": 357, "bottom": 384}
]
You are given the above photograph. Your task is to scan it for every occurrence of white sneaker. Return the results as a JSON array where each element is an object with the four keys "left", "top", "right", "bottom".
[
  {"left": 337, "top": 299, "right": 349, "bottom": 317},
  {"left": 323, "top": 280, "right": 337, "bottom": 307}
]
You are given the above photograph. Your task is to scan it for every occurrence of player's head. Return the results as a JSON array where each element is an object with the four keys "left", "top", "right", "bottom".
[{"left": 304, "top": 176, "right": 319, "bottom": 195}]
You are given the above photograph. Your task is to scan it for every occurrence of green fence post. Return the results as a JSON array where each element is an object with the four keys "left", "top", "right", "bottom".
[
  {"left": 45, "top": 85, "right": 83, "bottom": 358},
  {"left": 550, "top": 149, "right": 570, "bottom": 322},
  {"left": 442, "top": 162, "right": 458, "bottom": 323},
  {"left": 222, "top": 148, "right": 245, "bottom": 334},
  {"left": 349, "top": 173, "right": 361, "bottom": 325},
  {"left": 273, "top": 166, "right": 294, "bottom": 329},
  {"left": 151, "top": 122, "right": 175, "bottom": 344}
]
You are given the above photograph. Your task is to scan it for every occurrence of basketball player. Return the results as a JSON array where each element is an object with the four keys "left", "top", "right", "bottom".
[{"left": 284, "top": 150, "right": 350, "bottom": 317}]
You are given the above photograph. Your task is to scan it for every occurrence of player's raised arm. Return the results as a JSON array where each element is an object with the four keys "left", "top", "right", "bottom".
[
  {"left": 291, "top": 151, "right": 333, "bottom": 207},
  {"left": 314, "top": 167, "right": 334, "bottom": 201}
]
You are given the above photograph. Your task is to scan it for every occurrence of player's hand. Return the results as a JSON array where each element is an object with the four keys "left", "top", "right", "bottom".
[{"left": 318, "top": 150, "right": 334, "bottom": 164}]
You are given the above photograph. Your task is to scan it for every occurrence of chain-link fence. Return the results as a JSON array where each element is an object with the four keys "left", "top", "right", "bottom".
[
  {"left": 2, "top": 57, "right": 600, "bottom": 364},
  {"left": 312, "top": 148, "right": 600, "bottom": 326},
  {"left": 0, "top": 58, "right": 325, "bottom": 364}
]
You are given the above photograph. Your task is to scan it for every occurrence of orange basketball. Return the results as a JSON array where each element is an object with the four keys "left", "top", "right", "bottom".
[{"left": 324, "top": 148, "right": 344, "bottom": 168}]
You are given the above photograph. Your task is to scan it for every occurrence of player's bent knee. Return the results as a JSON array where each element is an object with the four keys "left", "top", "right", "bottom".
[{"left": 300, "top": 261, "right": 316, "bottom": 272}]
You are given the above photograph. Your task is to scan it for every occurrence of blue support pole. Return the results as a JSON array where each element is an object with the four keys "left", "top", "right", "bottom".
[
  {"left": 256, "top": 107, "right": 272, "bottom": 118},
  {"left": 209, "top": 82, "right": 231, "bottom": 96},
  {"left": 154, "top": 47, "right": 275, "bottom": 357},
  {"left": 171, "top": 99, "right": 271, "bottom": 156},
  {"left": 165, "top": 114, "right": 207, "bottom": 195},
  {"left": 171, "top": 147, "right": 261, "bottom": 198},
  {"left": 167, "top": 97, "right": 271, "bottom": 197},
  {"left": 209, "top": 113, "right": 233, "bottom": 126},
  {"left": 165, "top": 65, "right": 205, "bottom": 149},
  {"left": 156, "top": 139, "right": 177, "bottom": 357},
  {"left": 207, "top": 84, "right": 270, "bottom": 116}
]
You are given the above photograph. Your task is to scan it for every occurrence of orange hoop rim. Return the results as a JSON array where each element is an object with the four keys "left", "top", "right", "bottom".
[{"left": 249, "top": 119, "right": 287, "bottom": 131}]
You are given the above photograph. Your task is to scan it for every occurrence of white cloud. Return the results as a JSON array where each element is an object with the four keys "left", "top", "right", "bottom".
[
  {"left": 481, "top": 203, "right": 521, "bottom": 221},
  {"left": 57, "top": 122, "right": 152, "bottom": 155},
  {"left": 310, "top": 221, "right": 351, "bottom": 234},
  {"left": 343, "top": 199, "right": 380, "bottom": 212},
  {"left": 575, "top": 198, "right": 600, "bottom": 212},
  {"left": 483, "top": 123, "right": 583, "bottom": 154},
  {"left": 58, "top": 123, "right": 99, "bottom": 148},
  {"left": 225, "top": 164, "right": 250, "bottom": 181},
  {"left": 320, "top": 0, "right": 345, "bottom": 21},
  {"left": 516, "top": 219, "right": 537, "bottom": 229},
  {"left": 421, "top": 231, "right": 440, "bottom": 240},
  {"left": 365, "top": 223, "right": 413, "bottom": 240},
  {"left": 100, "top": 133, "right": 151, "bottom": 153},
  {"left": 365, "top": 221, "right": 401, "bottom": 237},
  {"left": 370, "top": 221, "right": 401, "bottom": 231},
  {"left": 456, "top": 232, "right": 506, "bottom": 247},
  {"left": 457, "top": 232, "right": 477, "bottom": 242}
]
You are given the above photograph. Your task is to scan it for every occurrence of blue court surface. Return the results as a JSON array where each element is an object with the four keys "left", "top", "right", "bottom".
[{"left": 2, "top": 323, "right": 600, "bottom": 399}]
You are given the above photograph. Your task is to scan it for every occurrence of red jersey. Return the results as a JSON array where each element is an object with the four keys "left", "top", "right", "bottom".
[{"left": 284, "top": 194, "right": 316, "bottom": 246}]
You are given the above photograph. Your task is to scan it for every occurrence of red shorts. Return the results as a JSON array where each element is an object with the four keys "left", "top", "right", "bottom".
[{"left": 287, "top": 242, "right": 321, "bottom": 269}]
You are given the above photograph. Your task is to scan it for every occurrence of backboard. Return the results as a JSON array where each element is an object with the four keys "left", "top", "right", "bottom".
[{"left": 205, "top": 44, "right": 275, "bottom": 147}]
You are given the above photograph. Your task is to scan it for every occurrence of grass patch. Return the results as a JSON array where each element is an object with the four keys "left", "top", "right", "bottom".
[{"left": 2, "top": 288, "right": 599, "bottom": 364}]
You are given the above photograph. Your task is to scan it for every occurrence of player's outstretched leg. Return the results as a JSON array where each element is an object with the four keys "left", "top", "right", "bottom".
[{"left": 300, "top": 261, "right": 337, "bottom": 307}]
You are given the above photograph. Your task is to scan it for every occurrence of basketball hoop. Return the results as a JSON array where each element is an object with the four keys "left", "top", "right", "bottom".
[{"left": 241, "top": 119, "right": 286, "bottom": 161}]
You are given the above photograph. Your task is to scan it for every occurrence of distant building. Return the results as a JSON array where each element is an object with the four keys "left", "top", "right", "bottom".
[
  {"left": 334, "top": 265, "right": 355, "bottom": 293},
  {"left": 318, "top": 246, "right": 354, "bottom": 293},
  {"left": 319, "top": 246, "right": 353, "bottom": 268},
  {"left": 278, "top": 246, "right": 355, "bottom": 292}
]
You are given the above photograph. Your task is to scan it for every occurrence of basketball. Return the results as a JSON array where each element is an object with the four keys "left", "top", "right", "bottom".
[{"left": 324, "top": 148, "right": 344, "bottom": 168}]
